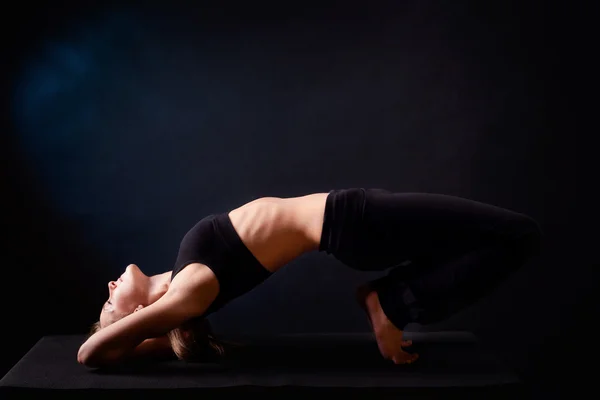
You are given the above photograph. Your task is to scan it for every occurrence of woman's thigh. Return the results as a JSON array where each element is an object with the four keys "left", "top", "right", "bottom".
[{"left": 354, "top": 189, "right": 532, "bottom": 271}]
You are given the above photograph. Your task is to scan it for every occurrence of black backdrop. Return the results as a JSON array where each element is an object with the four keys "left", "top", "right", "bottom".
[{"left": 1, "top": 1, "right": 594, "bottom": 397}]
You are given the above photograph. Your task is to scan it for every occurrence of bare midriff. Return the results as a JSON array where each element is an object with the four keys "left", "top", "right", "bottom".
[{"left": 228, "top": 193, "right": 329, "bottom": 273}]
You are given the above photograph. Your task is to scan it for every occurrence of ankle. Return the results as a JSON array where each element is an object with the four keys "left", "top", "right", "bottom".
[{"left": 364, "top": 290, "right": 388, "bottom": 331}]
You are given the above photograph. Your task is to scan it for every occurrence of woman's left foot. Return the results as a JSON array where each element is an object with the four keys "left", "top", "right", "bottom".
[{"left": 356, "top": 284, "right": 419, "bottom": 365}]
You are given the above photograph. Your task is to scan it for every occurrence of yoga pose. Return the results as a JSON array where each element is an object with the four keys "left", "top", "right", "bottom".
[{"left": 78, "top": 188, "right": 541, "bottom": 368}]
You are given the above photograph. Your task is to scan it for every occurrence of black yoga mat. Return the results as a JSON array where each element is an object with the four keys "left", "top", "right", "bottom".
[{"left": 0, "top": 331, "right": 524, "bottom": 398}]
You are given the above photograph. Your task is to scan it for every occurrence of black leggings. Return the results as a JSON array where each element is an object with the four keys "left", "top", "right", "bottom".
[{"left": 319, "top": 188, "right": 542, "bottom": 329}]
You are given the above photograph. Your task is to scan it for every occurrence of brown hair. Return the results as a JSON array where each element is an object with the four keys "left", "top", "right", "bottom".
[
  {"left": 88, "top": 318, "right": 242, "bottom": 362},
  {"left": 166, "top": 318, "right": 238, "bottom": 361}
]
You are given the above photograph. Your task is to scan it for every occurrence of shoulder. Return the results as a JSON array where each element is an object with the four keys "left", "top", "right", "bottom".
[{"left": 168, "top": 263, "right": 220, "bottom": 315}]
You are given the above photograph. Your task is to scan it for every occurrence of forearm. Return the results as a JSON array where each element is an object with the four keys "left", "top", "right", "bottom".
[{"left": 78, "top": 335, "right": 174, "bottom": 367}]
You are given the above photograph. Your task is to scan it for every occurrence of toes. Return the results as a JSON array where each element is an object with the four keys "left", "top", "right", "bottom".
[{"left": 392, "top": 353, "right": 419, "bottom": 365}]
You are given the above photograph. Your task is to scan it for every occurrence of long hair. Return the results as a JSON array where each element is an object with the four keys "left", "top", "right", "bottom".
[
  {"left": 166, "top": 317, "right": 242, "bottom": 362},
  {"left": 89, "top": 318, "right": 243, "bottom": 362}
]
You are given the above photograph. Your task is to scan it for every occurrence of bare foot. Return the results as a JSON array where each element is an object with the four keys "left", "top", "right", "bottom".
[{"left": 356, "top": 284, "right": 419, "bottom": 365}]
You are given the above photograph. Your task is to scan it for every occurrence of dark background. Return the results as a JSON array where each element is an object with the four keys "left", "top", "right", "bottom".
[{"left": 1, "top": 0, "right": 593, "bottom": 397}]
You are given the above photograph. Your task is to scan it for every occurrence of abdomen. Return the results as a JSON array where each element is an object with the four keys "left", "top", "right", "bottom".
[{"left": 228, "top": 193, "right": 328, "bottom": 272}]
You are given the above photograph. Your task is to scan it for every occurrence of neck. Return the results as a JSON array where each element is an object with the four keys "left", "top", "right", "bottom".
[{"left": 146, "top": 271, "right": 172, "bottom": 304}]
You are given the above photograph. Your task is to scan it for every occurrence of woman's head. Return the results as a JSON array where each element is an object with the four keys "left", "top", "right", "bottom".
[
  {"left": 99, "top": 264, "right": 150, "bottom": 328},
  {"left": 88, "top": 264, "right": 242, "bottom": 362}
]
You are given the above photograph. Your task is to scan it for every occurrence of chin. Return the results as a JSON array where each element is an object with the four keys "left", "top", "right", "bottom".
[{"left": 126, "top": 264, "right": 144, "bottom": 278}]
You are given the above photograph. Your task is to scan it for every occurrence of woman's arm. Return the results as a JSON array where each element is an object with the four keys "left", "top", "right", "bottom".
[
  {"left": 78, "top": 264, "right": 219, "bottom": 367},
  {"left": 77, "top": 290, "right": 189, "bottom": 367},
  {"left": 131, "top": 336, "right": 175, "bottom": 361}
]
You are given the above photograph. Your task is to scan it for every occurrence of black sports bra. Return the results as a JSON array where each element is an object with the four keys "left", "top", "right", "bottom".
[{"left": 171, "top": 213, "right": 272, "bottom": 316}]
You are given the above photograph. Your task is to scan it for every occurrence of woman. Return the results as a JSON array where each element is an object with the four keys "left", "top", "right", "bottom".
[{"left": 78, "top": 188, "right": 541, "bottom": 367}]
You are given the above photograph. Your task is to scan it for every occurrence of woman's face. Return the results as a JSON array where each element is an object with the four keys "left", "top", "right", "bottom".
[{"left": 99, "top": 264, "right": 147, "bottom": 328}]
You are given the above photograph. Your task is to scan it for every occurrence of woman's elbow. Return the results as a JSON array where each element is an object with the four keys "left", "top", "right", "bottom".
[
  {"left": 77, "top": 343, "right": 119, "bottom": 368},
  {"left": 77, "top": 343, "right": 103, "bottom": 367},
  {"left": 78, "top": 356, "right": 96, "bottom": 368},
  {"left": 77, "top": 344, "right": 95, "bottom": 367}
]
